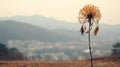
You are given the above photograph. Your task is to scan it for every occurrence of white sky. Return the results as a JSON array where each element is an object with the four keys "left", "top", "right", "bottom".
[{"left": 0, "top": 0, "right": 120, "bottom": 24}]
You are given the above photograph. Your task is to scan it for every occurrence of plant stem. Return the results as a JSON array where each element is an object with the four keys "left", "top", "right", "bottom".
[{"left": 88, "top": 19, "right": 93, "bottom": 67}]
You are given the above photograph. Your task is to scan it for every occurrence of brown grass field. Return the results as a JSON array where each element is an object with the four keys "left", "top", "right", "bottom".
[{"left": 0, "top": 56, "right": 120, "bottom": 67}]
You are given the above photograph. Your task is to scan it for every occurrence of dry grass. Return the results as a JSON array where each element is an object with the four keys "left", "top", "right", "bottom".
[{"left": 0, "top": 56, "right": 119, "bottom": 67}]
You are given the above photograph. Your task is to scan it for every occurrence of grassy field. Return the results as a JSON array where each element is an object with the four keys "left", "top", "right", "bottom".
[{"left": 0, "top": 56, "right": 120, "bottom": 67}]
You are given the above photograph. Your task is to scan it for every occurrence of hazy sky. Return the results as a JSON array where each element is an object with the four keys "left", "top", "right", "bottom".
[{"left": 0, "top": 0, "right": 120, "bottom": 24}]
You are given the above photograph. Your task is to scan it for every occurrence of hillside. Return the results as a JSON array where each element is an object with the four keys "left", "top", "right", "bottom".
[
  {"left": 1, "top": 15, "right": 120, "bottom": 38},
  {"left": 0, "top": 20, "right": 79, "bottom": 44}
]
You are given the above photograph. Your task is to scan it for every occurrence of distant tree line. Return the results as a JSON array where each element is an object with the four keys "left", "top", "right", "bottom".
[
  {"left": 0, "top": 43, "right": 23, "bottom": 60},
  {"left": 112, "top": 43, "right": 120, "bottom": 56}
]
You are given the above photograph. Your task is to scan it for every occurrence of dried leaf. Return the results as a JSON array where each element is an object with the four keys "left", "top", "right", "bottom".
[
  {"left": 94, "top": 26, "right": 99, "bottom": 36},
  {"left": 80, "top": 25, "right": 84, "bottom": 35}
]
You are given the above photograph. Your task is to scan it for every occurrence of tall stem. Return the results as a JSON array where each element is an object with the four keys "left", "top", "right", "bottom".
[{"left": 88, "top": 19, "right": 93, "bottom": 67}]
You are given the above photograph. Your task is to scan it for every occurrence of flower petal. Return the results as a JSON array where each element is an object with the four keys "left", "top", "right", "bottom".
[
  {"left": 93, "top": 26, "right": 99, "bottom": 36},
  {"left": 80, "top": 25, "right": 84, "bottom": 35}
]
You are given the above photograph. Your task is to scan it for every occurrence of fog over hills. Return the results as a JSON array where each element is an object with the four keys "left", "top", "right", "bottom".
[
  {"left": 0, "top": 15, "right": 120, "bottom": 48},
  {"left": 0, "top": 15, "right": 120, "bottom": 40}
]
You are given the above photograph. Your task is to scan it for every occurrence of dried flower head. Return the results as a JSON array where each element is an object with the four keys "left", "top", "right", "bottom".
[{"left": 78, "top": 4, "right": 101, "bottom": 36}]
